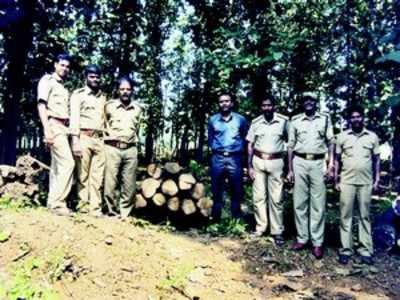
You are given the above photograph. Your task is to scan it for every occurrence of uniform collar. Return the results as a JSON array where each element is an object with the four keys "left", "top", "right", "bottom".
[
  {"left": 51, "top": 72, "right": 63, "bottom": 83},
  {"left": 262, "top": 113, "right": 279, "bottom": 124},
  {"left": 301, "top": 112, "right": 321, "bottom": 121},
  {"left": 84, "top": 86, "right": 102, "bottom": 97},
  {"left": 117, "top": 100, "right": 135, "bottom": 110},
  {"left": 348, "top": 127, "right": 369, "bottom": 136}
]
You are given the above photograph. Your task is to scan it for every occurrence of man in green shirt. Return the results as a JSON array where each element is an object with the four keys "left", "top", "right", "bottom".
[{"left": 335, "top": 105, "right": 380, "bottom": 265}]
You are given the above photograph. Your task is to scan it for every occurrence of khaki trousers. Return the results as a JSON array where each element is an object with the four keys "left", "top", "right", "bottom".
[
  {"left": 252, "top": 156, "right": 284, "bottom": 235},
  {"left": 339, "top": 183, "right": 373, "bottom": 257},
  {"left": 293, "top": 156, "right": 326, "bottom": 246},
  {"left": 104, "top": 145, "right": 138, "bottom": 217},
  {"left": 75, "top": 134, "right": 105, "bottom": 213},
  {"left": 47, "top": 119, "right": 75, "bottom": 210}
]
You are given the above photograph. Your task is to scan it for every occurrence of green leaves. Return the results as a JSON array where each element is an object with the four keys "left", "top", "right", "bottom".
[
  {"left": 376, "top": 51, "right": 400, "bottom": 64},
  {"left": 0, "top": 230, "right": 11, "bottom": 243}
]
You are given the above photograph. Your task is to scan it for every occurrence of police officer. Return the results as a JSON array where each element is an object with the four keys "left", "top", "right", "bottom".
[
  {"left": 104, "top": 76, "right": 142, "bottom": 218},
  {"left": 208, "top": 94, "right": 248, "bottom": 222},
  {"left": 287, "top": 93, "right": 334, "bottom": 259},
  {"left": 335, "top": 105, "right": 380, "bottom": 265},
  {"left": 37, "top": 54, "right": 74, "bottom": 216},
  {"left": 70, "top": 65, "right": 106, "bottom": 217},
  {"left": 247, "top": 98, "right": 288, "bottom": 246}
]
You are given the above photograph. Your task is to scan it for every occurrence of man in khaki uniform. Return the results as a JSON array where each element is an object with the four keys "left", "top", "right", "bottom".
[
  {"left": 104, "top": 77, "right": 142, "bottom": 218},
  {"left": 70, "top": 65, "right": 106, "bottom": 217},
  {"left": 37, "top": 54, "right": 74, "bottom": 216},
  {"left": 287, "top": 94, "right": 334, "bottom": 259},
  {"left": 335, "top": 105, "right": 380, "bottom": 265},
  {"left": 247, "top": 98, "right": 288, "bottom": 246}
]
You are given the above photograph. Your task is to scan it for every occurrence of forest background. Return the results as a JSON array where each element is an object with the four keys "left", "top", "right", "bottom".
[{"left": 1, "top": 0, "right": 400, "bottom": 166}]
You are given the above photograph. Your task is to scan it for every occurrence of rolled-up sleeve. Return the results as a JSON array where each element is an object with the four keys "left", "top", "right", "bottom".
[
  {"left": 335, "top": 134, "right": 343, "bottom": 155},
  {"left": 326, "top": 116, "right": 335, "bottom": 144},
  {"left": 287, "top": 121, "right": 296, "bottom": 149},
  {"left": 372, "top": 135, "right": 380, "bottom": 155},
  {"left": 69, "top": 92, "right": 81, "bottom": 136},
  {"left": 37, "top": 77, "right": 51, "bottom": 103},
  {"left": 246, "top": 123, "right": 255, "bottom": 143}
]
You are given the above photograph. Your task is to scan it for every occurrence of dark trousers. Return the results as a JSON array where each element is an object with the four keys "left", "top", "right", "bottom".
[{"left": 210, "top": 153, "right": 243, "bottom": 220}]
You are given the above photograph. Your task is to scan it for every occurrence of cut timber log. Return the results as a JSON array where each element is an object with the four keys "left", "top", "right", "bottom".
[
  {"left": 16, "top": 155, "right": 50, "bottom": 171},
  {"left": 135, "top": 194, "right": 147, "bottom": 208},
  {"left": 182, "top": 199, "right": 196, "bottom": 215},
  {"left": 197, "top": 197, "right": 213, "bottom": 217},
  {"left": 197, "top": 197, "right": 213, "bottom": 209},
  {"left": 161, "top": 179, "right": 179, "bottom": 196},
  {"left": 152, "top": 193, "right": 166, "bottom": 206},
  {"left": 179, "top": 173, "right": 196, "bottom": 190},
  {"left": 142, "top": 178, "right": 161, "bottom": 198},
  {"left": 164, "top": 162, "right": 182, "bottom": 174},
  {"left": 191, "top": 183, "right": 205, "bottom": 200},
  {"left": 167, "top": 197, "right": 180, "bottom": 212},
  {"left": 0, "top": 165, "right": 18, "bottom": 180},
  {"left": 147, "top": 164, "right": 162, "bottom": 179}
]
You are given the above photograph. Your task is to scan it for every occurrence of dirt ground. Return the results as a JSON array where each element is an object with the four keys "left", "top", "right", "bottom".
[{"left": 0, "top": 207, "right": 399, "bottom": 300}]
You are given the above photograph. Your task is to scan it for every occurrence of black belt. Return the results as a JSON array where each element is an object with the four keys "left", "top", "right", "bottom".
[
  {"left": 212, "top": 150, "right": 242, "bottom": 157},
  {"left": 105, "top": 140, "right": 136, "bottom": 150},
  {"left": 294, "top": 152, "right": 325, "bottom": 160},
  {"left": 254, "top": 149, "right": 284, "bottom": 160},
  {"left": 81, "top": 129, "right": 103, "bottom": 138},
  {"left": 49, "top": 117, "right": 69, "bottom": 127}
]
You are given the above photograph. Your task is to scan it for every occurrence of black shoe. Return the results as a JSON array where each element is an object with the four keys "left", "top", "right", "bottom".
[
  {"left": 360, "top": 256, "right": 373, "bottom": 265},
  {"left": 273, "top": 235, "right": 285, "bottom": 247},
  {"left": 338, "top": 254, "right": 350, "bottom": 265}
]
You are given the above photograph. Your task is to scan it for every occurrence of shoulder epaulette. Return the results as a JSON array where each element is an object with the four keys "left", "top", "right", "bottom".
[
  {"left": 275, "top": 113, "right": 289, "bottom": 120},
  {"left": 72, "top": 87, "right": 85, "bottom": 94},
  {"left": 318, "top": 112, "right": 330, "bottom": 118},
  {"left": 251, "top": 115, "right": 264, "bottom": 124},
  {"left": 291, "top": 113, "right": 303, "bottom": 121}
]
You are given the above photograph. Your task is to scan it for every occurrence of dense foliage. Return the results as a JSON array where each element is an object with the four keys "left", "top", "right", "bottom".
[{"left": 1, "top": 0, "right": 400, "bottom": 164}]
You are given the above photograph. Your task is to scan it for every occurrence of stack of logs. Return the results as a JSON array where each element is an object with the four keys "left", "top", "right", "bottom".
[
  {"left": 0, "top": 155, "right": 49, "bottom": 205},
  {"left": 136, "top": 162, "right": 213, "bottom": 217}
]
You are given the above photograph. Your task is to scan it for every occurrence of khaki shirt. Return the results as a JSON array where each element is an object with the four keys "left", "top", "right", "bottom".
[
  {"left": 69, "top": 86, "right": 107, "bottom": 136},
  {"left": 37, "top": 73, "right": 70, "bottom": 119},
  {"left": 105, "top": 99, "right": 142, "bottom": 144},
  {"left": 336, "top": 128, "right": 380, "bottom": 185},
  {"left": 288, "top": 112, "right": 334, "bottom": 154},
  {"left": 246, "top": 113, "right": 288, "bottom": 153}
]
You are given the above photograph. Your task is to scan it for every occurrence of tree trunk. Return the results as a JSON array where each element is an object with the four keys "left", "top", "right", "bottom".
[{"left": 0, "top": 0, "right": 34, "bottom": 165}]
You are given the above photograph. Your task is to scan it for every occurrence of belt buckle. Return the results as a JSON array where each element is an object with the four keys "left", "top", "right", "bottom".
[
  {"left": 119, "top": 142, "right": 128, "bottom": 149},
  {"left": 223, "top": 151, "right": 229, "bottom": 157},
  {"left": 306, "top": 154, "right": 313, "bottom": 160}
]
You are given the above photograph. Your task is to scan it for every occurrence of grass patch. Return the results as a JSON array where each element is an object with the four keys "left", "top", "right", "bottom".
[
  {"left": 3, "top": 257, "right": 59, "bottom": 300},
  {"left": 158, "top": 262, "right": 195, "bottom": 291},
  {"left": 204, "top": 217, "right": 248, "bottom": 237},
  {"left": 0, "top": 195, "right": 34, "bottom": 211}
]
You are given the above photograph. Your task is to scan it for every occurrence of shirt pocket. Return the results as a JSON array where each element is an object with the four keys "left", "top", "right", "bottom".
[
  {"left": 317, "top": 123, "right": 326, "bottom": 139},
  {"left": 342, "top": 145, "right": 354, "bottom": 157},
  {"left": 296, "top": 129, "right": 308, "bottom": 141},
  {"left": 83, "top": 103, "right": 96, "bottom": 113},
  {"left": 361, "top": 144, "right": 373, "bottom": 158}
]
